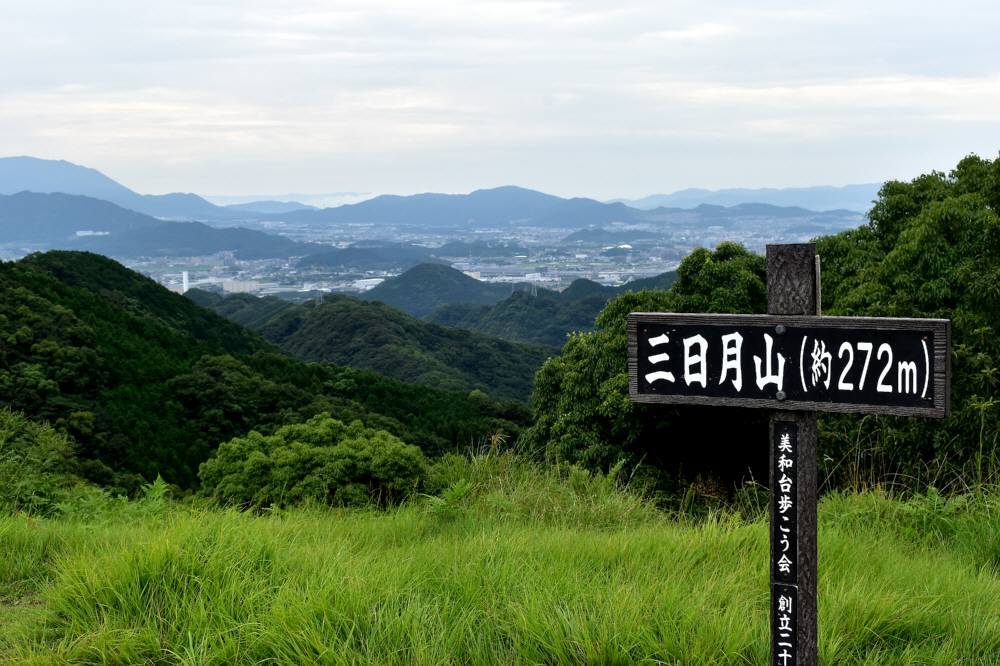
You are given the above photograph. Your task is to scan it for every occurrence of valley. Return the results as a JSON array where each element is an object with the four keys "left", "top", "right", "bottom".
[{"left": 1, "top": 158, "right": 864, "bottom": 302}]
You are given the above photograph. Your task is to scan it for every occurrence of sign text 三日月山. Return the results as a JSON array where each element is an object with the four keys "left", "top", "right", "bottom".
[{"left": 628, "top": 313, "right": 949, "bottom": 418}]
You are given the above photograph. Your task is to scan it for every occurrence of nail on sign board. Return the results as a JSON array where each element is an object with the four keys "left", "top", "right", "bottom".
[{"left": 627, "top": 313, "right": 950, "bottom": 418}]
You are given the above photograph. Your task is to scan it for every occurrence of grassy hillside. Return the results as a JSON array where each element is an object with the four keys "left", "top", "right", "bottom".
[
  {"left": 189, "top": 290, "right": 555, "bottom": 400},
  {"left": 1, "top": 453, "right": 996, "bottom": 663},
  {"left": 0, "top": 252, "right": 529, "bottom": 488}
]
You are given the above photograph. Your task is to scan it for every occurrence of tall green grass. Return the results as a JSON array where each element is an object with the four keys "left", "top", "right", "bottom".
[{"left": 2, "top": 453, "right": 998, "bottom": 664}]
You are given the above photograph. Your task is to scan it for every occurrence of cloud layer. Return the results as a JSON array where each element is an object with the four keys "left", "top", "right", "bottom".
[{"left": 2, "top": 1, "right": 998, "bottom": 197}]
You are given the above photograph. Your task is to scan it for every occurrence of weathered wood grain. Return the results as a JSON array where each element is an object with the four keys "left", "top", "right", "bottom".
[{"left": 769, "top": 243, "right": 818, "bottom": 666}]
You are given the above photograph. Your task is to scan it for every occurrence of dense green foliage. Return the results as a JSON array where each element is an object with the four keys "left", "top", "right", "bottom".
[
  {"left": 430, "top": 291, "right": 608, "bottom": 348},
  {"left": 365, "top": 263, "right": 530, "bottom": 318},
  {"left": 529, "top": 154, "right": 1000, "bottom": 492},
  {"left": 199, "top": 414, "right": 428, "bottom": 508},
  {"left": 524, "top": 242, "right": 768, "bottom": 490},
  {"left": 2, "top": 454, "right": 997, "bottom": 663},
  {"left": 0, "top": 409, "right": 83, "bottom": 515},
  {"left": 0, "top": 251, "right": 528, "bottom": 490},
  {"left": 429, "top": 272, "right": 677, "bottom": 347},
  {"left": 186, "top": 289, "right": 299, "bottom": 329},
  {"left": 188, "top": 290, "right": 553, "bottom": 400},
  {"left": 811, "top": 154, "right": 1000, "bottom": 487}
]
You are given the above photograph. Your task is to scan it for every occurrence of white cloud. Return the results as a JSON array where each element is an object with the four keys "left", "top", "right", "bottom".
[
  {"left": 0, "top": 0, "right": 998, "bottom": 197},
  {"left": 639, "top": 22, "right": 738, "bottom": 42}
]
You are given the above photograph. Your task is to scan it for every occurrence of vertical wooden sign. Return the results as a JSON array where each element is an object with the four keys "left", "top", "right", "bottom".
[
  {"left": 627, "top": 243, "right": 950, "bottom": 663},
  {"left": 767, "top": 243, "right": 818, "bottom": 666}
]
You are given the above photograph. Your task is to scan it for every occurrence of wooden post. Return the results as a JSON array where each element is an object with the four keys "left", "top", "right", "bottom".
[{"left": 767, "top": 243, "right": 819, "bottom": 666}]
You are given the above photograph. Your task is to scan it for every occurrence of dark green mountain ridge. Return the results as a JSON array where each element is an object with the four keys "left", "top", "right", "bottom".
[
  {"left": 364, "top": 263, "right": 538, "bottom": 318},
  {"left": 427, "top": 269, "right": 677, "bottom": 347},
  {"left": 0, "top": 251, "right": 528, "bottom": 488},
  {"left": 187, "top": 290, "right": 553, "bottom": 400}
]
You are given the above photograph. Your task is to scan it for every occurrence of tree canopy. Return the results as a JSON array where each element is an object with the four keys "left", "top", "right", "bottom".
[
  {"left": 0, "top": 251, "right": 529, "bottom": 491},
  {"left": 527, "top": 154, "right": 1000, "bottom": 492}
]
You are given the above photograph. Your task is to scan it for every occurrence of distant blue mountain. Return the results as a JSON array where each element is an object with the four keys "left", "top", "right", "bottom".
[
  {"left": 268, "top": 185, "right": 639, "bottom": 228},
  {"left": 0, "top": 191, "right": 312, "bottom": 259},
  {"left": 0, "top": 156, "right": 237, "bottom": 221},
  {"left": 224, "top": 200, "right": 317, "bottom": 214},
  {"left": 1, "top": 156, "right": 874, "bottom": 233},
  {"left": 0, "top": 191, "right": 156, "bottom": 242},
  {"left": 616, "top": 184, "right": 881, "bottom": 213},
  {"left": 267, "top": 185, "right": 867, "bottom": 230}
]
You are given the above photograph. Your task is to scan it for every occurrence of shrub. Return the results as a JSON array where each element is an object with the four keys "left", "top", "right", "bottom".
[
  {"left": 199, "top": 413, "right": 428, "bottom": 508},
  {"left": 816, "top": 154, "right": 1000, "bottom": 488},
  {"left": 0, "top": 408, "right": 84, "bottom": 515}
]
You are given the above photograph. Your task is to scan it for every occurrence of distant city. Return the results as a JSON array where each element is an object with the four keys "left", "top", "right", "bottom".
[{"left": 0, "top": 156, "right": 874, "bottom": 300}]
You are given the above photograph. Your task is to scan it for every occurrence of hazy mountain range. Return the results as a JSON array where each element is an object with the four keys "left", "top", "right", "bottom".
[
  {"left": 1, "top": 155, "right": 869, "bottom": 260},
  {"left": 271, "top": 186, "right": 642, "bottom": 228},
  {"left": 614, "top": 184, "right": 881, "bottom": 212},
  {"left": 0, "top": 156, "right": 240, "bottom": 221},
  {"left": 2, "top": 156, "right": 873, "bottom": 224},
  {"left": 0, "top": 191, "right": 315, "bottom": 259},
  {"left": 365, "top": 262, "right": 677, "bottom": 342}
]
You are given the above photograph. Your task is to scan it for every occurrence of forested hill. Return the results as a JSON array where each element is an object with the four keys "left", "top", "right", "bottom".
[
  {"left": 364, "top": 263, "right": 535, "bottom": 317},
  {"left": 363, "top": 263, "right": 677, "bottom": 332},
  {"left": 429, "top": 271, "right": 677, "bottom": 347},
  {"left": 187, "top": 290, "right": 554, "bottom": 400},
  {"left": 0, "top": 251, "right": 530, "bottom": 489}
]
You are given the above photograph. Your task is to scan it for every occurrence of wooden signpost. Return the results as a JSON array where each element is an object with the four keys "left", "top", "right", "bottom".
[{"left": 627, "top": 243, "right": 950, "bottom": 666}]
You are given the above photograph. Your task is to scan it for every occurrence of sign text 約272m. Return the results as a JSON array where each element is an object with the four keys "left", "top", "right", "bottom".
[{"left": 628, "top": 313, "right": 949, "bottom": 418}]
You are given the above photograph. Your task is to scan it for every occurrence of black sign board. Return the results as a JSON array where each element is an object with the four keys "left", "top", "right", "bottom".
[
  {"left": 772, "top": 583, "right": 798, "bottom": 666},
  {"left": 772, "top": 421, "right": 798, "bottom": 585},
  {"left": 628, "top": 313, "right": 950, "bottom": 418},
  {"left": 771, "top": 422, "right": 799, "bottom": 666}
]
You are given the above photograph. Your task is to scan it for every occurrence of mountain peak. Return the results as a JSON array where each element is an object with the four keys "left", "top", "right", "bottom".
[
  {"left": 366, "top": 263, "right": 526, "bottom": 318},
  {"left": 0, "top": 155, "right": 138, "bottom": 200},
  {"left": 0, "top": 155, "right": 233, "bottom": 221}
]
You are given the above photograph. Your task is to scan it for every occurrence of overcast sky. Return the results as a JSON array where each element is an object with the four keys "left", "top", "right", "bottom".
[{"left": 2, "top": 1, "right": 999, "bottom": 199}]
